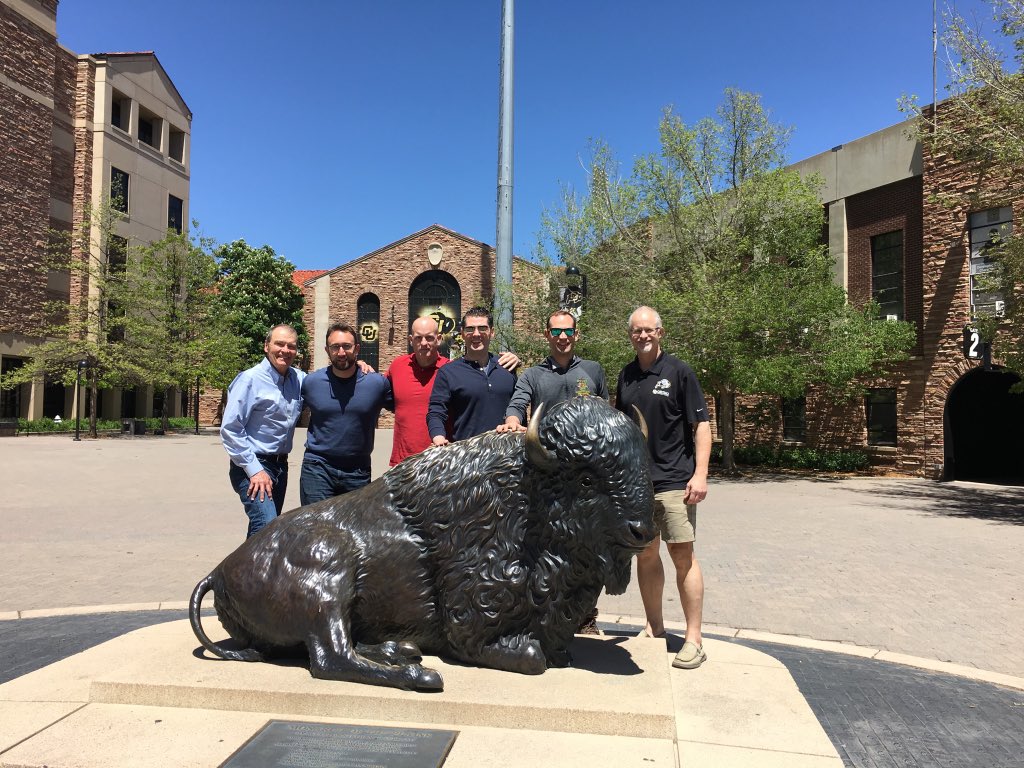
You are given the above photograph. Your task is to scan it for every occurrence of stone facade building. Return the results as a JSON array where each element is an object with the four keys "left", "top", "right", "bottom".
[
  {"left": 728, "top": 118, "right": 1023, "bottom": 482},
  {"left": 299, "top": 224, "right": 544, "bottom": 428},
  {"left": 196, "top": 225, "right": 545, "bottom": 428},
  {"left": 0, "top": 0, "right": 191, "bottom": 422}
]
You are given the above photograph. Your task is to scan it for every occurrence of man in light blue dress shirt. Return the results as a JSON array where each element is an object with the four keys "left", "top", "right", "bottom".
[{"left": 220, "top": 324, "right": 305, "bottom": 537}]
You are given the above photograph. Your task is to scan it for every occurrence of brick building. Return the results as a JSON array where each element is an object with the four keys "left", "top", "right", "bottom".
[
  {"left": 728, "top": 119, "right": 1023, "bottom": 482},
  {"left": 196, "top": 225, "right": 544, "bottom": 428},
  {"left": 0, "top": 0, "right": 191, "bottom": 422}
]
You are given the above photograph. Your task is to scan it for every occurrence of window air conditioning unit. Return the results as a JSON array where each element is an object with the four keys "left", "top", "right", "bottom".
[{"left": 886, "top": 314, "right": 898, "bottom": 322}]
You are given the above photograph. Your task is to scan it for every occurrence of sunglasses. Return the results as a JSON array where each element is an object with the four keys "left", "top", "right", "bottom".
[{"left": 548, "top": 327, "right": 576, "bottom": 337}]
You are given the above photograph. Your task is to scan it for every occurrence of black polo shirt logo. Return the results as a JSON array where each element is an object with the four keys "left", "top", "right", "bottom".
[{"left": 653, "top": 378, "right": 671, "bottom": 397}]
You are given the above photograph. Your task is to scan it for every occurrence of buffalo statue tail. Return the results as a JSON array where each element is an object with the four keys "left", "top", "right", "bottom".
[{"left": 189, "top": 574, "right": 263, "bottom": 662}]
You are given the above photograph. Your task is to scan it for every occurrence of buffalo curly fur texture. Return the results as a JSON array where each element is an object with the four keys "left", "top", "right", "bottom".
[{"left": 190, "top": 397, "right": 654, "bottom": 691}]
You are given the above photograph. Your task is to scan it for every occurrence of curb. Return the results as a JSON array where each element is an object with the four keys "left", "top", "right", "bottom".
[
  {"left": 2, "top": 603, "right": 1022, "bottom": 693},
  {"left": 605, "top": 613, "right": 1024, "bottom": 692}
]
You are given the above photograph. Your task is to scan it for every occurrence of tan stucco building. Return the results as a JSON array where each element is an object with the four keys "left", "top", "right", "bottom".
[{"left": 0, "top": 0, "right": 191, "bottom": 421}]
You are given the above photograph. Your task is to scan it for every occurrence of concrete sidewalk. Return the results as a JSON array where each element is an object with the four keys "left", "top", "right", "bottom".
[{"left": 4, "top": 429, "right": 1022, "bottom": 678}]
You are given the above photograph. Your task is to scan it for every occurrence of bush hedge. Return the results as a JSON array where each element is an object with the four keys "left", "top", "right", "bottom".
[
  {"left": 15, "top": 417, "right": 196, "bottom": 434},
  {"left": 712, "top": 443, "right": 871, "bottom": 473}
]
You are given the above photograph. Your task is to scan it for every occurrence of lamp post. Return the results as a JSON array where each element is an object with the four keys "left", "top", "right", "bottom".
[
  {"left": 73, "top": 359, "right": 86, "bottom": 442},
  {"left": 562, "top": 265, "right": 588, "bottom": 320}
]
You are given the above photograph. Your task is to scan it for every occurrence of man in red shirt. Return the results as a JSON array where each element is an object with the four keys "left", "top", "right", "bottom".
[{"left": 386, "top": 315, "right": 518, "bottom": 466}]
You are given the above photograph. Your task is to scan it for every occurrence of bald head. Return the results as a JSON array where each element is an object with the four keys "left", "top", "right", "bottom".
[{"left": 410, "top": 315, "right": 442, "bottom": 367}]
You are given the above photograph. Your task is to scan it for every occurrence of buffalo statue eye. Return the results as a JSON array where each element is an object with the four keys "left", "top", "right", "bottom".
[{"left": 579, "top": 475, "right": 593, "bottom": 488}]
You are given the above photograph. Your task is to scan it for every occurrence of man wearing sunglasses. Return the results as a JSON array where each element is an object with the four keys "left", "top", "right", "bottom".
[
  {"left": 427, "top": 307, "right": 516, "bottom": 445},
  {"left": 497, "top": 308, "right": 609, "bottom": 634},
  {"left": 497, "top": 309, "right": 608, "bottom": 434},
  {"left": 299, "top": 322, "right": 393, "bottom": 504}
]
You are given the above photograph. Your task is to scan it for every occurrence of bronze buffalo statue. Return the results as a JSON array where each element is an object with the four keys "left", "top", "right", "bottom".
[{"left": 189, "top": 397, "right": 655, "bottom": 691}]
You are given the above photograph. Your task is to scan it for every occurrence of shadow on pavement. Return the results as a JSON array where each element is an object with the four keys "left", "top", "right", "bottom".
[{"left": 870, "top": 482, "right": 1024, "bottom": 525}]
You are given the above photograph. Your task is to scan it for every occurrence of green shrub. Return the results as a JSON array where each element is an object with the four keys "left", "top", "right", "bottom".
[
  {"left": 714, "top": 443, "right": 871, "bottom": 473},
  {"left": 142, "top": 417, "right": 196, "bottom": 431},
  {"left": 14, "top": 417, "right": 199, "bottom": 434}
]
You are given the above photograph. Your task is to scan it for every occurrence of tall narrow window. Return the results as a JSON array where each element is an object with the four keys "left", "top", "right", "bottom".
[
  {"left": 110, "top": 167, "right": 129, "bottom": 213},
  {"left": 969, "top": 207, "right": 1012, "bottom": 318},
  {"left": 871, "top": 230, "right": 903, "bottom": 320},
  {"left": 107, "top": 235, "right": 128, "bottom": 274},
  {"left": 781, "top": 396, "right": 806, "bottom": 442},
  {"left": 865, "top": 388, "right": 897, "bottom": 447},
  {"left": 106, "top": 235, "right": 128, "bottom": 342},
  {"left": 168, "top": 195, "right": 183, "bottom": 234},
  {"left": 168, "top": 126, "right": 185, "bottom": 163},
  {"left": 357, "top": 293, "right": 381, "bottom": 372},
  {"left": 110, "top": 89, "right": 129, "bottom": 132}
]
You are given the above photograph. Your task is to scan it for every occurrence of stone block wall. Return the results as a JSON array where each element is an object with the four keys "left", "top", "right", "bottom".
[{"left": 0, "top": 1, "right": 59, "bottom": 338}]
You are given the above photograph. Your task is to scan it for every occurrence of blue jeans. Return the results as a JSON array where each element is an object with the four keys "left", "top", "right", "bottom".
[
  {"left": 299, "top": 454, "right": 370, "bottom": 505},
  {"left": 229, "top": 459, "right": 288, "bottom": 538}
]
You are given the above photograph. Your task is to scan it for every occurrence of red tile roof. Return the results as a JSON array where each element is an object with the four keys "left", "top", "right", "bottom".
[{"left": 292, "top": 269, "right": 327, "bottom": 288}]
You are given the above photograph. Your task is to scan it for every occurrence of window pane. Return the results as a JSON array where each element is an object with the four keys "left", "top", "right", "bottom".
[
  {"left": 865, "top": 388, "right": 897, "bottom": 446},
  {"left": 969, "top": 207, "right": 1012, "bottom": 318},
  {"left": 782, "top": 396, "right": 806, "bottom": 442},
  {"left": 168, "top": 195, "right": 183, "bottom": 234},
  {"left": 357, "top": 294, "right": 381, "bottom": 372},
  {"left": 110, "top": 168, "right": 129, "bottom": 213},
  {"left": 871, "top": 230, "right": 903, "bottom": 320}
]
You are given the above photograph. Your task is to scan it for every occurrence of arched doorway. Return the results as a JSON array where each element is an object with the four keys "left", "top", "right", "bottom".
[
  {"left": 944, "top": 367, "right": 1024, "bottom": 483},
  {"left": 408, "top": 272, "right": 460, "bottom": 358}
]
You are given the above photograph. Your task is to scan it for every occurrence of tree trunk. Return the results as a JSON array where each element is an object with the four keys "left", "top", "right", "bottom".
[
  {"left": 720, "top": 387, "right": 737, "bottom": 473},
  {"left": 87, "top": 379, "right": 98, "bottom": 439},
  {"left": 161, "top": 386, "right": 171, "bottom": 433}
]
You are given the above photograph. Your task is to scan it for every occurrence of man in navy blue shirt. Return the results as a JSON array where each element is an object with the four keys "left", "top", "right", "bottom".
[
  {"left": 299, "top": 322, "right": 393, "bottom": 504},
  {"left": 221, "top": 324, "right": 305, "bottom": 538},
  {"left": 427, "top": 307, "right": 516, "bottom": 445}
]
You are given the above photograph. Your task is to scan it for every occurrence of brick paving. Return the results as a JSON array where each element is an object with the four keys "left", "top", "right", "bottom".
[{"left": 4, "top": 432, "right": 1023, "bottom": 679}]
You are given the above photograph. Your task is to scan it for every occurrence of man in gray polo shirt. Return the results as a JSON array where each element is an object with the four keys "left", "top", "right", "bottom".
[{"left": 498, "top": 309, "right": 609, "bottom": 634}]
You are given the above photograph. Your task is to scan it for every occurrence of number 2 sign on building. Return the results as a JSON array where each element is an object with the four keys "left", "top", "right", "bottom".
[{"left": 962, "top": 325, "right": 992, "bottom": 369}]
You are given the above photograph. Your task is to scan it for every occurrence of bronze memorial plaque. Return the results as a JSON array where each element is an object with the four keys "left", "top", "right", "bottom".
[{"left": 221, "top": 720, "right": 459, "bottom": 768}]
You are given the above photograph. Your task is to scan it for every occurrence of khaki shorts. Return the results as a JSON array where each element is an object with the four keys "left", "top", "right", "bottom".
[{"left": 654, "top": 489, "right": 697, "bottom": 543}]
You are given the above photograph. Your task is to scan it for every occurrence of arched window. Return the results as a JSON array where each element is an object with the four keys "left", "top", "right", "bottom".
[
  {"left": 408, "top": 272, "right": 461, "bottom": 358},
  {"left": 356, "top": 293, "right": 381, "bottom": 371}
]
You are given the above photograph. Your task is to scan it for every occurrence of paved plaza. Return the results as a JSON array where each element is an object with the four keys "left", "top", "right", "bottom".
[
  {"left": 4, "top": 430, "right": 1022, "bottom": 678},
  {"left": 2, "top": 430, "right": 1023, "bottom": 767}
]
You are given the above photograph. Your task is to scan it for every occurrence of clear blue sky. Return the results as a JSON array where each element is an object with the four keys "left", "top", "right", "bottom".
[{"left": 58, "top": 1, "right": 1000, "bottom": 271}]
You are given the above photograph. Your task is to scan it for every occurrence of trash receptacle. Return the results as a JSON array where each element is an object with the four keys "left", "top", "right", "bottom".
[
  {"left": 133, "top": 419, "right": 146, "bottom": 435},
  {"left": 121, "top": 418, "right": 135, "bottom": 438}
]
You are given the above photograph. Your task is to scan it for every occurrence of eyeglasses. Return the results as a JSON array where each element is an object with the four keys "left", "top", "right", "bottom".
[
  {"left": 328, "top": 343, "right": 355, "bottom": 352},
  {"left": 548, "top": 327, "right": 576, "bottom": 337},
  {"left": 629, "top": 327, "right": 660, "bottom": 337},
  {"left": 462, "top": 325, "right": 490, "bottom": 334}
]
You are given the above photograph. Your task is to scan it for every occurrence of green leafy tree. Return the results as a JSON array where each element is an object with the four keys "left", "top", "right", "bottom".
[
  {"left": 214, "top": 240, "right": 308, "bottom": 367},
  {"left": 900, "top": 0, "right": 1024, "bottom": 382},
  {"left": 133, "top": 230, "right": 246, "bottom": 432},
  {"left": 542, "top": 89, "right": 916, "bottom": 470},
  {"left": 0, "top": 199, "right": 154, "bottom": 437}
]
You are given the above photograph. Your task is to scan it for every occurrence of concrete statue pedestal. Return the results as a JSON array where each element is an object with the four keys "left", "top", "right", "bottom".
[{"left": 0, "top": 619, "right": 841, "bottom": 767}]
